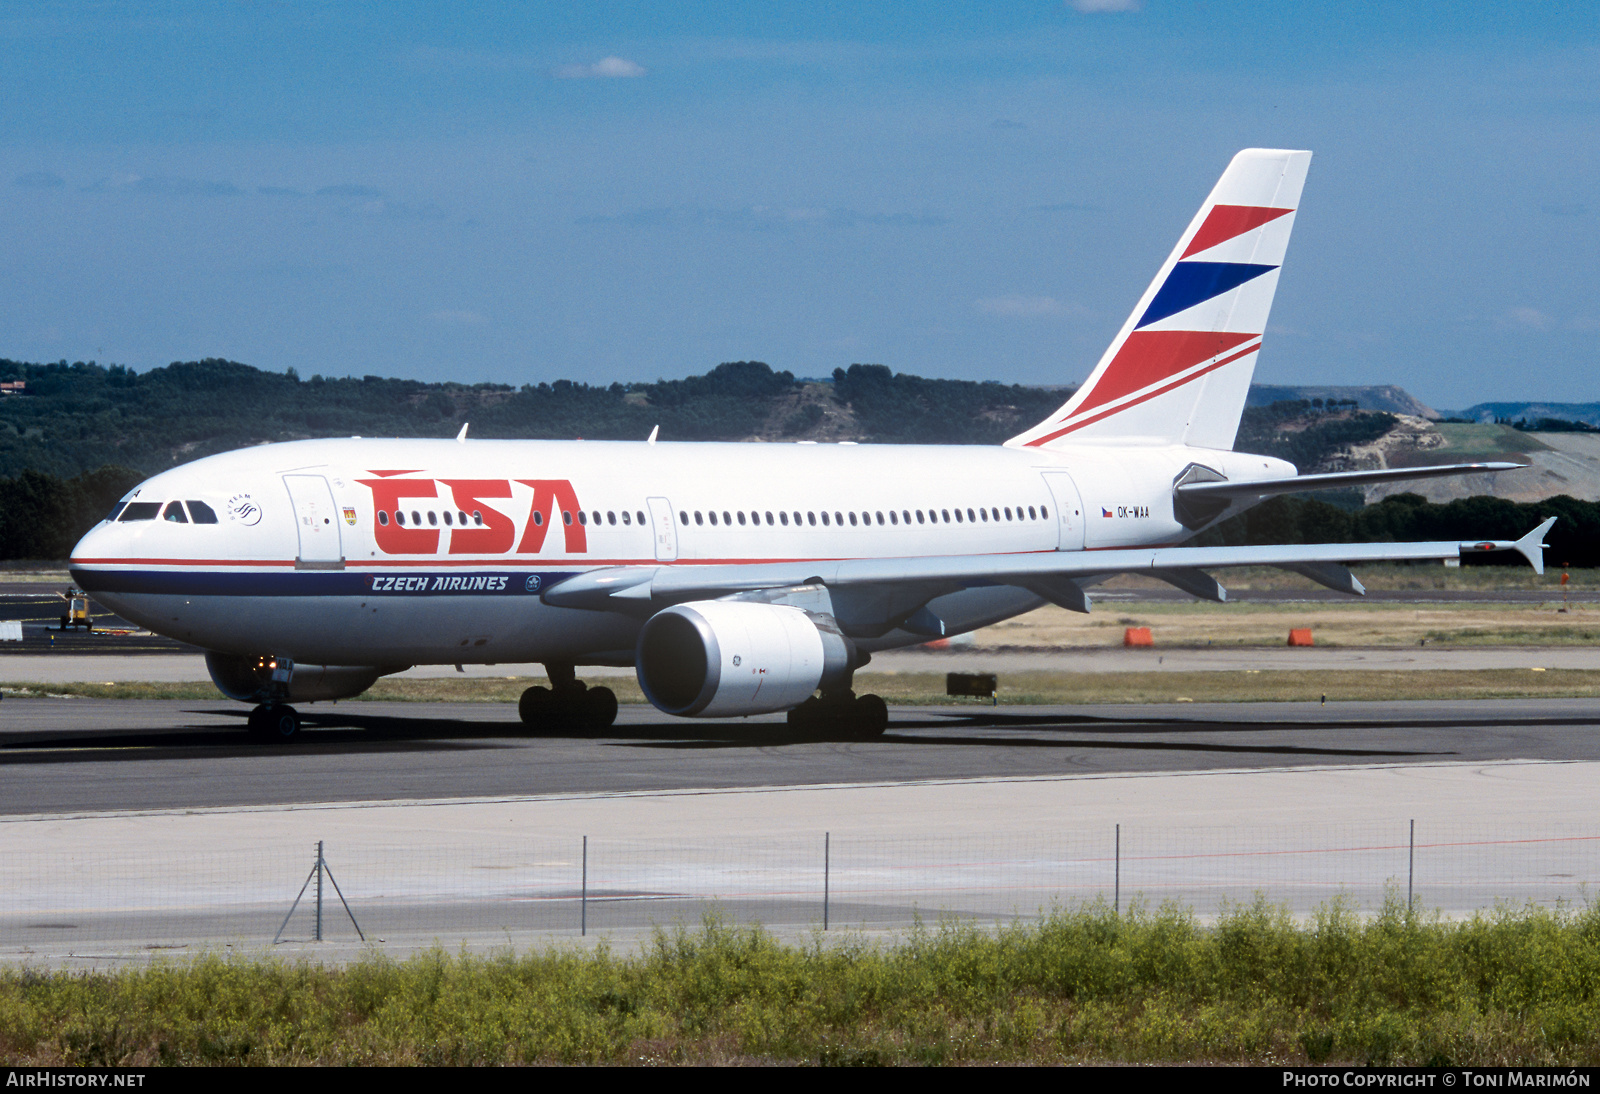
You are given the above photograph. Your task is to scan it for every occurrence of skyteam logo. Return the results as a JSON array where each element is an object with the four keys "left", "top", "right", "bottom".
[{"left": 227, "top": 493, "right": 262, "bottom": 526}]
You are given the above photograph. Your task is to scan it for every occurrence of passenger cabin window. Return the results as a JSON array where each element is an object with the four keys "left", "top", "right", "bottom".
[{"left": 119, "top": 502, "right": 161, "bottom": 522}]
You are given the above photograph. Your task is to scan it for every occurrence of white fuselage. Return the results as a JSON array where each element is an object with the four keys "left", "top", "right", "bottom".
[{"left": 69, "top": 437, "right": 1293, "bottom": 668}]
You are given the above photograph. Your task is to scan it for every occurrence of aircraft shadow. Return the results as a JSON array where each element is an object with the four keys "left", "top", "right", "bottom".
[{"left": 1, "top": 698, "right": 1590, "bottom": 764}]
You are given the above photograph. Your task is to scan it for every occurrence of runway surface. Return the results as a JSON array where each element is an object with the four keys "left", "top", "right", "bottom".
[
  {"left": 5, "top": 644, "right": 1600, "bottom": 685},
  {"left": 5, "top": 694, "right": 1599, "bottom": 964},
  {"left": 5, "top": 695, "right": 1600, "bottom": 815}
]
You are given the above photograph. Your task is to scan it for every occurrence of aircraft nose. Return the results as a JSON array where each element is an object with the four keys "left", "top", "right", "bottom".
[{"left": 69, "top": 519, "right": 120, "bottom": 565}]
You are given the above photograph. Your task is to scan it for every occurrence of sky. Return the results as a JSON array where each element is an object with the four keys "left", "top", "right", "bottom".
[{"left": 0, "top": 2, "right": 1594, "bottom": 410}]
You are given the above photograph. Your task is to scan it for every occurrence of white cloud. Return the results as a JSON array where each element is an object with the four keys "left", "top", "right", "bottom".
[
  {"left": 89, "top": 174, "right": 241, "bottom": 196},
  {"left": 1507, "top": 306, "right": 1555, "bottom": 330},
  {"left": 1069, "top": 0, "right": 1141, "bottom": 11},
  {"left": 976, "top": 295, "right": 1091, "bottom": 319},
  {"left": 554, "top": 56, "right": 646, "bottom": 79}
]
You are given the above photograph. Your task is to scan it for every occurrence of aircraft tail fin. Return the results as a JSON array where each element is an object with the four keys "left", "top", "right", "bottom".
[{"left": 1007, "top": 148, "right": 1311, "bottom": 451}]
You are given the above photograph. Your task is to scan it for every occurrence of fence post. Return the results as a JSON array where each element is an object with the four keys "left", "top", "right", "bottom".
[
  {"left": 315, "top": 839, "right": 324, "bottom": 943},
  {"left": 581, "top": 835, "right": 588, "bottom": 937},
  {"left": 1114, "top": 824, "right": 1120, "bottom": 917},
  {"left": 1408, "top": 819, "right": 1415, "bottom": 911},
  {"left": 824, "top": 832, "right": 830, "bottom": 931}
]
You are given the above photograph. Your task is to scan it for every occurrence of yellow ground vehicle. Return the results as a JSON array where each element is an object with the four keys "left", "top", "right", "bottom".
[{"left": 58, "top": 588, "right": 92, "bottom": 632}]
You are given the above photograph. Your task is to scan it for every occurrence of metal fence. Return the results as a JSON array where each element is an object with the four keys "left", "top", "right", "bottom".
[{"left": 2, "top": 822, "right": 1596, "bottom": 956}]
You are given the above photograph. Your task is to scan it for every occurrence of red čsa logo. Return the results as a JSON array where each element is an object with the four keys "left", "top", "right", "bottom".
[{"left": 358, "top": 471, "right": 586, "bottom": 556}]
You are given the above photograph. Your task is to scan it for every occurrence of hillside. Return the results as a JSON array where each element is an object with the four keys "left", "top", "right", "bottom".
[
  {"left": 1446, "top": 401, "right": 1600, "bottom": 428},
  {"left": 0, "top": 358, "right": 1068, "bottom": 480},
  {"left": 1247, "top": 384, "right": 1439, "bottom": 418}
]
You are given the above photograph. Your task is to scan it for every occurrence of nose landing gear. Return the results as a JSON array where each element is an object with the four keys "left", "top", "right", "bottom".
[
  {"left": 246, "top": 703, "right": 301, "bottom": 742},
  {"left": 518, "top": 663, "right": 619, "bottom": 734}
]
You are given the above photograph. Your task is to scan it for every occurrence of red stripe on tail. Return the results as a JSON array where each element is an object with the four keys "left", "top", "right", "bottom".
[{"left": 1180, "top": 204, "right": 1293, "bottom": 259}]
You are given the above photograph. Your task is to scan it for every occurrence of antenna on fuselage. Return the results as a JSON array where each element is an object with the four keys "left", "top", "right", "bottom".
[
  {"left": 456, "top": 422, "right": 469, "bottom": 443},
  {"left": 647, "top": 425, "right": 659, "bottom": 446}
]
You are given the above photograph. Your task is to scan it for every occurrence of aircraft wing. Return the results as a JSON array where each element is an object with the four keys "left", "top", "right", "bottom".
[{"left": 544, "top": 517, "right": 1557, "bottom": 618}]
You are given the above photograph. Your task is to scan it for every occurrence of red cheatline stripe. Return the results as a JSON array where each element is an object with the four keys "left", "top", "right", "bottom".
[
  {"left": 1180, "top": 204, "right": 1294, "bottom": 259},
  {"left": 1025, "top": 340, "right": 1261, "bottom": 447}
]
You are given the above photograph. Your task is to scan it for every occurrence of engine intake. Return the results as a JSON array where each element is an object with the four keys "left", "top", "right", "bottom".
[
  {"left": 636, "top": 600, "right": 853, "bottom": 717},
  {"left": 205, "top": 652, "right": 389, "bottom": 704}
]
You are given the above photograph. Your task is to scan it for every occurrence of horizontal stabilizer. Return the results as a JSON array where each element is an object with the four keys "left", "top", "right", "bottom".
[{"left": 1176, "top": 462, "right": 1527, "bottom": 501}]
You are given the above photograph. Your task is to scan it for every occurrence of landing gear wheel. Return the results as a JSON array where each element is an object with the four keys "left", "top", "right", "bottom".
[
  {"left": 247, "top": 703, "right": 300, "bottom": 742},
  {"left": 786, "top": 693, "right": 887, "bottom": 738},
  {"left": 519, "top": 682, "right": 616, "bottom": 734},
  {"left": 786, "top": 696, "right": 824, "bottom": 730},
  {"left": 518, "top": 685, "right": 553, "bottom": 730},
  {"left": 852, "top": 693, "right": 889, "bottom": 738},
  {"left": 585, "top": 686, "right": 618, "bottom": 731}
]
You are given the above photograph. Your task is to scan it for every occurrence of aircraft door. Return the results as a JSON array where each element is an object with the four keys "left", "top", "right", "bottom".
[
  {"left": 1039, "top": 471, "right": 1086, "bottom": 552},
  {"left": 283, "top": 474, "right": 344, "bottom": 568},
  {"left": 646, "top": 497, "right": 678, "bottom": 561}
]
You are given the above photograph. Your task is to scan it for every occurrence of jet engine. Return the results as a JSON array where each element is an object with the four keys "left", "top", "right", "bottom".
[
  {"left": 635, "top": 600, "right": 854, "bottom": 717},
  {"left": 205, "top": 651, "right": 388, "bottom": 704}
]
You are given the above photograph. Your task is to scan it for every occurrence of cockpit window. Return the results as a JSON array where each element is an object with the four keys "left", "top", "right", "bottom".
[
  {"left": 105, "top": 502, "right": 126, "bottom": 522},
  {"left": 119, "top": 502, "right": 161, "bottom": 522},
  {"left": 187, "top": 501, "right": 219, "bottom": 524},
  {"left": 162, "top": 501, "right": 188, "bottom": 523}
]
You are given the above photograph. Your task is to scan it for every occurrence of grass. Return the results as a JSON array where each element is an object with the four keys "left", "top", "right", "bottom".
[
  {"left": 8, "top": 667, "right": 1600, "bottom": 707},
  {"left": 5, "top": 898, "right": 1600, "bottom": 1065},
  {"left": 977, "top": 599, "right": 1600, "bottom": 649}
]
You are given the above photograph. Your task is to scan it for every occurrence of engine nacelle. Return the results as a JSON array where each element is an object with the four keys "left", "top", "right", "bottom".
[
  {"left": 636, "top": 600, "right": 853, "bottom": 717},
  {"left": 205, "top": 651, "right": 387, "bottom": 704}
]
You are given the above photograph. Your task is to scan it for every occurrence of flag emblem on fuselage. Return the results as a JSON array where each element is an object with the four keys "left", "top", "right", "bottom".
[{"left": 1102, "top": 507, "right": 1114, "bottom": 518}]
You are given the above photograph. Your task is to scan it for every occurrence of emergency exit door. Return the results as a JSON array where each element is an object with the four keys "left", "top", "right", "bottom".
[
  {"left": 647, "top": 497, "right": 678, "bottom": 561},
  {"left": 1039, "top": 471, "right": 1086, "bottom": 552}
]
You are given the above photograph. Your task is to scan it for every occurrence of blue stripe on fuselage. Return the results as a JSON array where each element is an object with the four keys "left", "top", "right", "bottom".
[{"left": 71, "top": 568, "right": 573, "bottom": 597}]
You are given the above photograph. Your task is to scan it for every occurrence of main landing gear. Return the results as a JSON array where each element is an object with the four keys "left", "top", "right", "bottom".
[
  {"left": 246, "top": 703, "right": 301, "bottom": 742},
  {"left": 518, "top": 663, "right": 619, "bottom": 734},
  {"left": 786, "top": 690, "right": 889, "bottom": 739}
]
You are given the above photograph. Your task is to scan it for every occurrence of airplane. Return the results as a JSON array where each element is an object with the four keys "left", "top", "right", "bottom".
[{"left": 68, "top": 148, "right": 1551, "bottom": 741}]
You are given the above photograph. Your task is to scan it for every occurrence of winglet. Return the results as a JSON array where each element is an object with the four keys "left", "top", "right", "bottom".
[
  {"left": 1515, "top": 516, "right": 1557, "bottom": 576},
  {"left": 647, "top": 425, "right": 659, "bottom": 446},
  {"left": 456, "top": 422, "right": 469, "bottom": 443}
]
